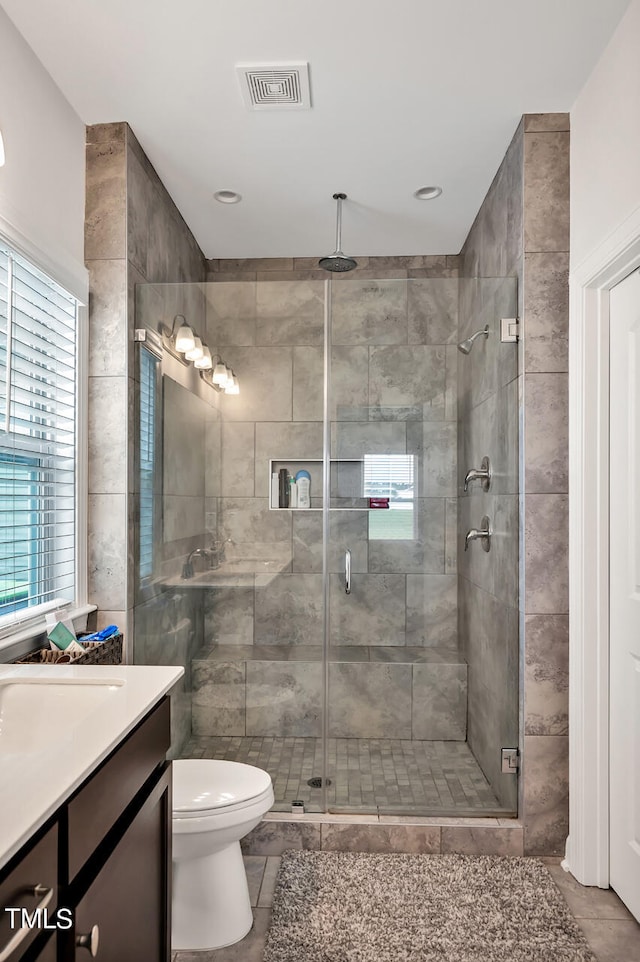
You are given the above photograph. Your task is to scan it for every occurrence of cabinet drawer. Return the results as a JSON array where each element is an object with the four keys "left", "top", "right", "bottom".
[
  {"left": 0, "top": 824, "right": 57, "bottom": 962},
  {"left": 67, "top": 698, "right": 170, "bottom": 880}
]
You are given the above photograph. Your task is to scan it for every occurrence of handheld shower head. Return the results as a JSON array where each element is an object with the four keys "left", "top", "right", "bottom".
[
  {"left": 319, "top": 193, "right": 357, "bottom": 273},
  {"left": 457, "top": 325, "right": 489, "bottom": 355}
]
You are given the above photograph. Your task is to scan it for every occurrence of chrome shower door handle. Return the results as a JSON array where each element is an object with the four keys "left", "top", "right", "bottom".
[{"left": 345, "top": 549, "right": 351, "bottom": 594}]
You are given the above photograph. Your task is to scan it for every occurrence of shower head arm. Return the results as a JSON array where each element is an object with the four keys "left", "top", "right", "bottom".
[{"left": 333, "top": 192, "right": 346, "bottom": 254}]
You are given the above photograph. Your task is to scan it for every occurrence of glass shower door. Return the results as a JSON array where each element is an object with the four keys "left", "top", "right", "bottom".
[{"left": 324, "top": 275, "right": 519, "bottom": 817}]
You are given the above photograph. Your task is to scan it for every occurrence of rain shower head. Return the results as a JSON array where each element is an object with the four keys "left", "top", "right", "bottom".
[
  {"left": 458, "top": 325, "right": 489, "bottom": 355},
  {"left": 319, "top": 193, "right": 357, "bottom": 273}
]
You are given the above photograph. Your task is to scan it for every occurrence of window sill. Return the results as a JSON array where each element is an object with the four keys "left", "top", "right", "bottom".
[{"left": 0, "top": 604, "right": 98, "bottom": 663}]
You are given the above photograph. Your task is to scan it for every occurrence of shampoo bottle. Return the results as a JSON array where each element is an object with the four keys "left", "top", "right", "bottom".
[{"left": 295, "top": 470, "right": 311, "bottom": 508}]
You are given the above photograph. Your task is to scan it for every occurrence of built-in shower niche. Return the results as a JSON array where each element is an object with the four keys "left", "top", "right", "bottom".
[{"left": 268, "top": 456, "right": 418, "bottom": 525}]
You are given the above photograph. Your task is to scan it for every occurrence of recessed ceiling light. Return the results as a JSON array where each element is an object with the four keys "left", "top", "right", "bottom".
[
  {"left": 213, "top": 189, "right": 242, "bottom": 204},
  {"left": 414, "top": 186, "right": 443, "bottom": 200}
]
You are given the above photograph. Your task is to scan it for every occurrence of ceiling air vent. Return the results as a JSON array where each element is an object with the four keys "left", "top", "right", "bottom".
[{"left": 236, "top": 62, "right": 311, "bottom": 111}]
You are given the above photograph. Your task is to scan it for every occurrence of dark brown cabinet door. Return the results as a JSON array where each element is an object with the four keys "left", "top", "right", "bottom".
[
  {"left": 73, "top": 770, "right": 170, "bottom": 962},
  {"left": 0, "top": 825, "right": 57, "bottom": 962}
]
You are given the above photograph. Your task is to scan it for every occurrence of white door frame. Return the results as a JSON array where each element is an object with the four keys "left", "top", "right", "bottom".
[{"left": 566, "top": 204, "right": 640, "bottom": 887}]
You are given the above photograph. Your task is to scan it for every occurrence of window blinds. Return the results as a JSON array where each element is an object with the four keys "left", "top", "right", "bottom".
[
  {"left": 0, "top": 243, "right": 78, "bottom": 622},
  {"left": 139, "top": 347, "right": 157, "bottom": 580}
]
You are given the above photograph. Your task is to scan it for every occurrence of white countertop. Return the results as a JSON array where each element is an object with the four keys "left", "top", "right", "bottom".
[{"left": 0, "top": 663, "right": 184, "bottom": 871}]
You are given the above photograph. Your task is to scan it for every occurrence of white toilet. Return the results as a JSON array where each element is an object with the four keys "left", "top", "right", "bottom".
[{"left": 171, "top": 759, "right": 274, "bottom": 951}]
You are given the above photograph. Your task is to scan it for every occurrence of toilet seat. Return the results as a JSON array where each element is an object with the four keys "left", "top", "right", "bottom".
[{"left": 173, "top": 759, "right": 273, "bottom": 818}]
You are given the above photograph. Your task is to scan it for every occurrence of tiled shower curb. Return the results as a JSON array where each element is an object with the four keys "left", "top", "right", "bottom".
[{"left": 242, "top": 813, "right": 525, "bottom": 856}]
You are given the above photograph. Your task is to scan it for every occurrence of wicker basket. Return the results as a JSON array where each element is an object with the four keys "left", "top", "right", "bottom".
[{"left": 16, "top": 633, "right": 123, "bottom": 666}]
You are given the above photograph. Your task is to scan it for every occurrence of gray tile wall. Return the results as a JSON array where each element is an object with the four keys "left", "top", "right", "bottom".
[
  {"left": 196, "top": 267, "right": 463, "bottom": 744},
  {"left": 201, "top": 276, "right": 459, "bottom": 656},
  {"left": 85, "top": 122, "right": 207, "bottom": 753},
  {"left": 458, "top": 113, "right": 570, "bottom": 854}
]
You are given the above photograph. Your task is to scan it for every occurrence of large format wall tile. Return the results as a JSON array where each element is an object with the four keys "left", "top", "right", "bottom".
[
  {"left": 254, "top": 422, "right": 324, "bottom": 491},
  {"left": 492, "top": 495, "right": 519, "bottom": 610},
  {"left": 328, "top": 662, "right": 412, "bottom": 738},
  {"left": 293, "top": 347, "right": 323, "bottom": 421},
  {"left": 441, "top": 827, "right": 523, "bottom": 855},
  {"left": 88, "top": 494, "right": 128, "bottom": 611},
  {"left": 257, "top": 279, "right": 324, "bottom": 320},
  {"left": 219, "top": 497, "right": 292, "bottom": 545},
  {"left": 406, "top": 422, "right": 456, "bottom": 497},
  {"left": 163, "top": 495, "right": 205, "bottom": 543},
  {"left": 87, "top": 260, "right": 128, "bottom": 377},
  {"left": 204, "top": 586, "right": 254, "bottom": 645},
  {"left": 221, "top": 423, "right": 255, "bottom": 497},
  {"left": 523, "top": 252, "right": 569, "bottom": 373},
  {"left": 333, "top": 421, "right": 406, "bottom": 458},
  {"left": 331, "top": 347, "right": 370, "bottom": 421},
  {"left": 163, "top": 377, "right": 206, "bottom": 496},
  {"left": 524, "top": 495, "right": 568, "bottom": 613},
  {"left": 406, "top": 574, "right": 457, "bottom": 647},
  {"left": 331, "top": 279, "right": 408, "bottom": 345},
  {"left": 412, "top": 663, "right": 467, "bottom": 740},
  {"left": 85, "top": 137, "right": 127, "bottom": 260},
  {"left": 524, "top": 614, "right": 568, "bottom": 735},
  {"left": 217, "top": 347, "right": 293, "bottom": 422},
  {"left": 321, "top": 823, "right": 441, "bottom": 854},
  {"left": 206, "top": 281, "right": 257, "bottom": 346},
  {"left": 523, "top": 735, "right": 569, "bottom": 855},
  {"left": 88, "top": 376, "right": 128, "bottom": 495},
  {"left": 369, "top": 345, "right": 446, "bottom": 420},
  {"left": 254, "top": 574, "right": 323, "bottom": 645},
  {"left": 329, "top": 574, "right": 406, "bottom": 646},
  {"left": 407, "top": 278, "right": 458, "bottom": 344},
  {"left": 524, "top": 373, "right": 568, "bottom": 493},
  {"left": 523, "top": 131, "right": 570, "bottom": 253},
  {"left": 191, "top": 660, "right": 245, "bottom": 736},
  {"left": 242, "top": 820, "right": 321, "bottom": 855},
  {"left": 293, "top": 511, "right": 368, "bottom": 574},
  {"left": 246, "top": 661, "right": 322, "bottom": 736},
  {"left": 368, "top": 499, "right": 446, "bottom": 573}
]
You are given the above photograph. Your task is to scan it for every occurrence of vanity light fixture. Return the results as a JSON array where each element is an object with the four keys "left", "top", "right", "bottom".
[
  {"left": 158, "top": 316, "right": 239, "bottom": 395},
  {"left": 212, "top": 358, "right": 229, "bottom": 386},
  {"left": 161, "top": 314, "right": 196, "bottom": 354},
  {"left": 194, "top": 346, "right": 213, "bottom": 370},
  {"left": 224, "top": 371, "right": 240, "bottom": 395},
  {"left": 184, "top": 336, "right": 204, "bottom": 362}
]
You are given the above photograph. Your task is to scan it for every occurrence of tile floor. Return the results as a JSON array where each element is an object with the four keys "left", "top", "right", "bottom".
[
  {"left": 171, "top": 856, "right": 640, "bottom": 962},
  {"left": 182, "top": 735, "right": 508, "bottom": 815}
]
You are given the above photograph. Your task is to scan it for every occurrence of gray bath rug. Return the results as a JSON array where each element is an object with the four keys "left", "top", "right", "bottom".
[{"left": 263, "top": 851, "right": 597, "bottom": 962}]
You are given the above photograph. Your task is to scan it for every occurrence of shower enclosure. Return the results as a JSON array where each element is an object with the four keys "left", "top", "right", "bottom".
[{"left": 133, "top": 274, "right": 519, "bottom": 818}]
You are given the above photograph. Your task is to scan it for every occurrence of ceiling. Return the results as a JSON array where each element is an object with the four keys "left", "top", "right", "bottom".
[{"left": 1, "top": 0, "right": 630, "bottom": 258}]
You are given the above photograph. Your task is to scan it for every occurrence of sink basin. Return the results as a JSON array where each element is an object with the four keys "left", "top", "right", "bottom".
[{"left": 0, "top": 677, "right": 125, "bottom": 754}]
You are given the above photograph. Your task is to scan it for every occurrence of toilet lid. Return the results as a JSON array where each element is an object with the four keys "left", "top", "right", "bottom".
[{"left": 173, "top": 759, "right": 272, "bottom": 814}]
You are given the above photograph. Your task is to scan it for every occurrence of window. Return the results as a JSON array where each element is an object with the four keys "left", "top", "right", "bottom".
[
  {"left": 0, "top": 242, "right": 78, "bottom": 627},
  {"left": 364, "top": 454, "right": 416, "bottom": 540},
  {"left": 138, "top": 347, "right": 157, "bottom": 580}
]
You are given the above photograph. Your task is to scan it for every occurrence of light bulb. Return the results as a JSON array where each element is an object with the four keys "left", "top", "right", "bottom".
[
  {"left": 224, "top": 373, "right": 240, "bottom": 395},
  {"left": 175, "top": 324, "right": 195, "bottom": 353},
  {"left": 194, "top": 346, "right": 213, "bottom": 370},
  {"left": 185, "top": 336, "right": 204, "bottom": 361},
  {"left": 212, "top": 361, "right": 228, "bottom": 385}
]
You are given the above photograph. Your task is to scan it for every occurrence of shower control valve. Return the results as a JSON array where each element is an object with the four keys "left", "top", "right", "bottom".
[
  {"left": 464, "top": 456, "right": 492, "bottom": 492},
  {"left": 464, "top": 517, "right": 492, "bottom": 552}
]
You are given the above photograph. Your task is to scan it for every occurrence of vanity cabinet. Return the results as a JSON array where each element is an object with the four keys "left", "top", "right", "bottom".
[
  {"left": 0, "top": 824, "right": 58, "bottom": 962},
  {"left": 0, "top": 697, "right": 172, "bottom": 962}
]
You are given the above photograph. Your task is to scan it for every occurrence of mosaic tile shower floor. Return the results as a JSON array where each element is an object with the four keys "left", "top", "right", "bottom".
[{"left": 181, "top": 735, "right": 506, "bottom": 815}]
